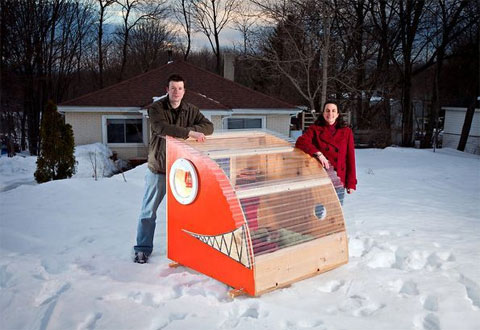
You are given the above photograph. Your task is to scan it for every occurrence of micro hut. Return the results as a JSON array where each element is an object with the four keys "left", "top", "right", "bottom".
[{"left": 166, "top": 130, "right": 348, "bottom": 296}]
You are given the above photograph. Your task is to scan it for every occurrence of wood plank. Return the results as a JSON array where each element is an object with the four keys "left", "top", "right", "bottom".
[
  {"left": 236, "top": 177, "right": 331, "bottom": 199},
  {"left": 253, "top": 231, "right": 348, "bottom": 295},
  {"left": 208, "top": 146, "right": 294, "bottom": 159},
  {"left": 228, "top": 288, "right": 246, "bottom": 299}
]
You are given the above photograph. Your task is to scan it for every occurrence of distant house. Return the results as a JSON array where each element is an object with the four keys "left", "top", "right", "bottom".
[
  {"left": 442, "top": 107, "right": 480, "bottom": 155},
  {"left": 58, "top": 60, "right": 300, "bottom": 161}
]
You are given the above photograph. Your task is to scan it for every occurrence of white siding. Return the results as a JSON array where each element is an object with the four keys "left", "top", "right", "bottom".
[
  {"left": 210, "top": 115, "right": 223, "bottom": 131},
  {"left": 65, "top": 112, "right": 102, "bottom": 145},
  {"left": 442, "top": 107, "right": 480, "bottom": 154},
  {"left": 65, "top": 112, "right": 148, "bottom": 160},
  {"left": 266, "top": 114, "right": 291, "bottom": 136}
]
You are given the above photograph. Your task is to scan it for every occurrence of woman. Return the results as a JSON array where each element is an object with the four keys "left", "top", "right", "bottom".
[{"left": 295, "top": 101, "right": 357, "bottom": 204}]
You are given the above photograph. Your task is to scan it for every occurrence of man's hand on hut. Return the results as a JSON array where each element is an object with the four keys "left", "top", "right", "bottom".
[{"left": 189, "top": 131, "right": 206, "bottom": 142}]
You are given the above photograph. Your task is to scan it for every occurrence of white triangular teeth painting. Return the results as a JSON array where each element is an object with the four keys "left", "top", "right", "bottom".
[{"left": 183, "top": 225, "right": 252, "bottom": 269}]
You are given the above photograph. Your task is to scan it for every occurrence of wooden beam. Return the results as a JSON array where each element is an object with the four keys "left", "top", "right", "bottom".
[
  {"left": 207, "top": 146, "right": 294, "bottom": 159},
  {"left": 236, "top": 177, "right": 331, "bottom": 199}
]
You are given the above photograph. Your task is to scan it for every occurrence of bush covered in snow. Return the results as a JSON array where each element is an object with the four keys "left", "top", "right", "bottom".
[{"left": 73, "top": 143, "right": 123, "bottom": 179}]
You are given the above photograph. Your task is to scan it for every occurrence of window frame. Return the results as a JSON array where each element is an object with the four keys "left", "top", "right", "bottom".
[
  {"left": 222, "top": 116, "right": 266, "bottom": 130},
  {"left": 102, "top": 115, "right": 147, "bottom": 147}
]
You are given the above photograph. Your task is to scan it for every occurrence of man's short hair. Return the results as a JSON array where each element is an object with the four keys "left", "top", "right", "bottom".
[{"left": 167, "top": 74, "right": 185, "bottom": 87}]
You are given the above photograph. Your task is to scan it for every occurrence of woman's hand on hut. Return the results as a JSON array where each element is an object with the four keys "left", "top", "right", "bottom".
[{"left": 314, "top": 152, "right": 329, "bottom": 169}]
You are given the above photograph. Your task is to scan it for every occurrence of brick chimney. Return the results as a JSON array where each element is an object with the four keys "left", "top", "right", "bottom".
[{"left": 223, "top": 53, "right": 235, "bottom": 81}]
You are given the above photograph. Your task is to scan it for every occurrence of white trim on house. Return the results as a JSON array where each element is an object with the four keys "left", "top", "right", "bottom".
[
  {"left": 232, "top": 108, "right": 302, "bottom": 115},
  {"left": 58, "top": 106, "right": 141, "bottom": 113},
  {"left": 200, "top": 110, "right": 232, "bottom": 117},
  {"left": 101, "top": 114, "right": 148, "bottom": 147},
  {"left": 59, "top": 106, "right": 300, "bottom": 116},
  {"left": 442, "top": 107, "right": 480, "bottom": 113},
  {"left": 137, "top": 109, "right": 232, "bottom": 120}
]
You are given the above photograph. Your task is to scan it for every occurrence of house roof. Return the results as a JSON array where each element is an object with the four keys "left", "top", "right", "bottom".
[{"left": 60, "top": 61, "right": 297, "bottom": 110}]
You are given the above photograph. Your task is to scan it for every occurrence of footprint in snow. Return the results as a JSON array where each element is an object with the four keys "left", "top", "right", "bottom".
[
  {"left": 393, "top": 248, "right": 429, "bottom": 271},
  {"left": 391, "top": 245, "right": 456, "bottom": 271},
  {"left": 168, "top": 312, "right": 188, "bottom": 322},
  {"left": 79, "top": 236, "right": 96, "bottom": 244},
  {"left": 0, "top": 264, "right": 14, "bottom": 288},
  {"left": 41, "top": 258, "right": 68, "bottom": 275},
  {"left": 421, "top": 295, "right": 439, "bottom": 312},
  {"left": 388, "top": 279, "right": 419, "bottom": 296},
  {"left": 218, "top": 302, "right": 260, "bottom": 329},
  {"left": 427, "top": 251, "right": 455, "bottom": 270},
  {"left": 460, "top": 275, "right": 480, "bottom": 310},
  {"left": 241, "top": 306, "right": 260, "bottom": 319},
  {"left": 317, "top": 280, "right": 345, "bottom": 293},
  {"left": 281, "top": 319, "right": 325, "bottom": 329},
  {"left": 340, "top": 294, "right": 385, "bottom": 317},
  {"left": 365, "top": 245, "right": 396, "bottom": 269},
  {"left": 35, "top": 280, "right": 71, "bottom": 306},
  {"left": 76, "top": 312, "right": 102, "bottom": 330},
  {"left": 400, "top": 280, "right": 419, "bottom": 296},
  {"left": 150, "top": 313, "right": 189, "bottom": 330},
  {"left": 348, "top": 236, "right": 374, "bottom": 258},
  {"left": 423, "top": 313, "right": 441, "bottom": 330}
]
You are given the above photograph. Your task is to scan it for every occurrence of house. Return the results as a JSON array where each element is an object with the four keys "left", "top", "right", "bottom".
[
  {"left": 58, "top": 60, "right": 301, "bottom": 161},
  {"left": 442, "top": 107, "right": 480, "bottom": 154}
]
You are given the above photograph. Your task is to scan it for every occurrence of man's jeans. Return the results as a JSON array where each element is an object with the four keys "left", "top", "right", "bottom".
[{"left": 134, "top": 168, "right": 166, "bottom": 255}]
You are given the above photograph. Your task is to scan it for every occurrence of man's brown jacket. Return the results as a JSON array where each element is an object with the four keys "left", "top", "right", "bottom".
[{"left": 147, "top": 97, "right": 213, "bottom": 174}]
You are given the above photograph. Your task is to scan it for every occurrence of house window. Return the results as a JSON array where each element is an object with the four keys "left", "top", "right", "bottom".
[
  {"left": 102, "top": 115, "right": 146, "bottom": 146},
  {"left": 226, "top": 117, "right": 264, "bottom": 129},
  {"left": 107, "top": 119, "right": 143, "bottom": 143}
]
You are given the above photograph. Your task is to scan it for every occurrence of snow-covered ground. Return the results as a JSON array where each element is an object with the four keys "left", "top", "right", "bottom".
[
  {"left": 0, "top": 143, "right": 121, "bottom": 192},
  {"left": 1, "top": 147, "right": 479, "bottom": 330}
]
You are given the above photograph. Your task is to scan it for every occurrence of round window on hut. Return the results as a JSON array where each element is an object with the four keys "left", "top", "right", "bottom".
[
  {"left": 169, "top": 158, "right": 199, "bottom": 205},
  {"left": 314, "top": 204, "right": 327, "bottom": 221}
]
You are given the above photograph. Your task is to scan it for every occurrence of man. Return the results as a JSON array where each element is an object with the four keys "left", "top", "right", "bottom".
[{"left": 134, "top": 74, "right": 214, "bottom": 263}]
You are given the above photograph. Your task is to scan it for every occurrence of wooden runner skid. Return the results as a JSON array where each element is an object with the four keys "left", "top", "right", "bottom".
[{"left": 228, "top": 288, "right": 246, "bottom": 299}]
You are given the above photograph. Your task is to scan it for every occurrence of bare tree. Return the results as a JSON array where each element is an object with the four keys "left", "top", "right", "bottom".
[
  {"left": 114, "top": 0, "right": 168, "bottom": 81},
  {"left": 392, "top": 0, "right": 428, "bottom": 146},
  {"left": 418, "top": 0, "right": 474, "bottom": 147},
  {"left": 2, "top": 0, "right": 95, "bottom": 154},
  {"left": 231, "top": 2, "right": 258, "bottom": 55},
  {"left": 129, "top": 19, "right": 174, "bottom": 71},
  {"left": 52, "top": 0, "right": 96, "bottom": 100},
  {"left": 457, "top": 3, "right": 480, "bottom": 151},
  {"left": 96, "top": 0, "right": 115, "bottom": 88},
  {"left": 190, "top": 0, "right": 239, "bottom": 73},
  {"left": 250, "top": 0, "right": 336, "bottom": 112},
  {"left": 171, "top": 0, "right": 194, "bottom": 60},
  {"left": 367, "top": 0, "right": 402, "bottom": 135}
]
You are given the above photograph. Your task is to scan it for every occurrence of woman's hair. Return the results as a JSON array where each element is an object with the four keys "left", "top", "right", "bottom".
[{"left": 314, "top": 100, "right": 349, "bottom": 128}]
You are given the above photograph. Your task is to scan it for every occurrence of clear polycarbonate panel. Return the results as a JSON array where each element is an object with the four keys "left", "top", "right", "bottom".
[
  {"left": 241, "top": 184, "right": 345, "bottom": 257},
  {"left": 184, "top": 130, "right": 293, "bottom": 158},
  {"left": 184, "top": 130, "right": 346, "bottom": 259}
]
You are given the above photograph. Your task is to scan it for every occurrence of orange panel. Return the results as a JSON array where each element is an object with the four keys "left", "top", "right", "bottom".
[{"left": 167, "top": 137, "right": 256, "bottom": 295}]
